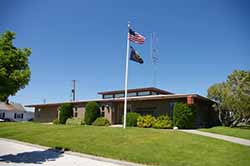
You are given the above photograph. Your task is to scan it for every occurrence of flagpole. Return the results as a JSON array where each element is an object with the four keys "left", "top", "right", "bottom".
[{"left": 123, "top": 22, "right": 130, "bottom": 129}]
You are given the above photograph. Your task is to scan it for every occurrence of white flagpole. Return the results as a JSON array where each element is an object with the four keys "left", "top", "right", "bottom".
[{"left": 123, "top": 22, "right": 130, "bottom": 129}]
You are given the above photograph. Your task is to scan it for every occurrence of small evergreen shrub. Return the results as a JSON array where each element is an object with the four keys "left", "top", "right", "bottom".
[
  {"left": 66, "top": 118, "right": 85, "bottom": 125},
  {"left": 92, "top": 117, "right": 110, "bottom": 126},
  {"left": 152, "top": 115, "right": 173, "bottom": 129},
  {"left": 173, "top": 102, "right": 196, "bottom": 129},
  {"left": 59, "top": 103, "right": 73, "bottom": 124},
  {"left": 53, "top": 119, "right": 59, "bottom": 125},
  {"left": 122, "top": 112, "right": 140, "bottom": 127},
  {"left": 137, "top": 115, "right": 156, "bottom": 128},
  {"left": 84, "top": 102, "right": 100, "bottom": 125}
]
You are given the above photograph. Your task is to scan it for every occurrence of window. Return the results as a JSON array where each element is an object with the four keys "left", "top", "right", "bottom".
[
  {"left": 138, "top": 91, "right": 150, "bottom": 96},
  {"left": 169, "top": 102, "right": 175, "bottom": 118},
  {"left": 127, "top": 92, "right": 137, "bottom": 97},
  {"left": 115, "top": 93, "right": 124, "bottom": 98},
  {"left": 14, "top": 113, "right": 23, "bottom": 119},
  {"left": 0, "top": 112, "right": 5, "bottom": 118},
  {"left": 151, "top": 91, "right": 157, "bottom": 95},
  {"left": 103, "top": 94, "right": 113, "bottom": 99}
]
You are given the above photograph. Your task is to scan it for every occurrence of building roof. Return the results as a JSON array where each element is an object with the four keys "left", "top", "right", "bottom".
[
  {"left": 25, "top": 93, "right": 214, "bottom": 108},
  {"left": 0, "top": 102, "right": 26, "bottom": 112},
  {"left": 98, "top": 87, "right": 173, "bottom": 95}
]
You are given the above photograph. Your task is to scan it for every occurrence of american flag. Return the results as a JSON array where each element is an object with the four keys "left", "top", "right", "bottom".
[{"left": 128, "top": 28, "right": 145, "bottom": 44}]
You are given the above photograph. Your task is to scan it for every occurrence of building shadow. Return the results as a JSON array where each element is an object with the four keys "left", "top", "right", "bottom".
[{"left": 0, "top": 148, "right": 64, "bottom": 164}]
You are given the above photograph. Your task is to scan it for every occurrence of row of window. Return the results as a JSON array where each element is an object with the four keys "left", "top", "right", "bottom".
[
  {"left": 0, "top": 112, "right": 23, "bottom": 119},
  {"left": 103, "top": 91, "right": 158, "bottom": 99}
]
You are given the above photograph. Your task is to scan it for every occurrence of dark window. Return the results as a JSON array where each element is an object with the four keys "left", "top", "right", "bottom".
[
  {"left": 74, "top": 111, "right": 78, "bottom": 117},
  {"left": 101, "top": 111, "right": 105, "bottom": 117},
  {"left": 21, "top": 114, "right": 23, "bottom": 119},
  {"left": 14, "top": 113, "right": 17, "bottom": 119}
]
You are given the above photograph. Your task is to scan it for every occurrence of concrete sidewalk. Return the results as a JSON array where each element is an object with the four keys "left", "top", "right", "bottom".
[
  {"left": 180, "top": 130, "right": 250, "bottom": 146},
  {"left": 0, "top": 138, "right": 143, "bottom": 166}
]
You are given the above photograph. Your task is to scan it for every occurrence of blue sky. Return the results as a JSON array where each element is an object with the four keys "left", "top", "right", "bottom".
[{"left": 1, "top": 0, "right": 249, "bottom": 106}]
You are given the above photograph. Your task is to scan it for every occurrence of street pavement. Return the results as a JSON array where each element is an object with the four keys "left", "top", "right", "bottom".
[{"left": 0, "top": 139, "right": 140, "bottom": 166}]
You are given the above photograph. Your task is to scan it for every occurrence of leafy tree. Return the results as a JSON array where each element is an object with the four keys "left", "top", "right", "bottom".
[
  {"left": 207, "top": 70, "right": 250, "bottom": 127},
  {"left": 0, "top": 31, "right": 31, "bottom": 102},
  {"left": 84, "top": 102, "right": 100, "bottom": 125}
]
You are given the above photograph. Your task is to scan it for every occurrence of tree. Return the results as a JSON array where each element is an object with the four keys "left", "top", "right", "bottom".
[
  {"left": 84, "top": 102, "right": 100, "bottom": 125},
  {"left": 0, "top": 31, "right": 31, "bottom": 102},
  {"left": 58, "top": 103, "right": 73, "bottom": 124},
  {"left": 207, "top": 70, "right": 250, "bottom": 127}
]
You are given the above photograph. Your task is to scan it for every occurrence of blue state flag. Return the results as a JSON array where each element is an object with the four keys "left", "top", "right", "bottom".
[{"left": 129, "top": 46, "right": 144, "bottom": 64}]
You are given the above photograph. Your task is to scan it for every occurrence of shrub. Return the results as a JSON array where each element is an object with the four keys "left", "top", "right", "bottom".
[
  {"left": 122, "top": 112, "right": 140, "bottom": 127},
  {"left": 84, "top": 102, "right": 100, "bottom": 125},
  {"left": 137, "top": 115, "right": 156, "bottom": 128},
  {"left": 92, "top": 117, "right": 110, "bottom": 126},
  {"left": 66, "top": 118, "right": 85, "bottom": 125},
  {"left": 53, "top": 119, "right": 59, "bottom": 125},
  {"left": 152, "top": 115, "right": 173, "bottom": 129},
  {"left": 173, "top": 102, "right": 196, "bottom": 129},
  {"left": 59, "top": 103, "right": 73, "bottom": 124}
]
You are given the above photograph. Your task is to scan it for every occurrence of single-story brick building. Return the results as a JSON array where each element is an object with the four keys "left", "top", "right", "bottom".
[{"left": 26, "top": 87, "right": 219, "bottom": 128}]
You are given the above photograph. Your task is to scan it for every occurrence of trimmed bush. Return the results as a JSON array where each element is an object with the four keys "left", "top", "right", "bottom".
[
  {"left": 84, "top": 102, "right": 100, "bottom": 125},
  {"left": 66, "top": 118, "right": 85, "bottom": 125},
  {"left": 137, "top": 115, "right": 156, "bottom": 128},
  {"left": 53, "top": 119, "right": 59, "bottom": 125},
  {"left": 92, "top": 117, "right": 110, "bottom": 126},
  {"left": 59, "top": 103, "right": 73, "bottom": 124},
  {"left": 173, "top": 102, "right": 196, "bottom": 129},
  {"left": 122, "top": 112, "right": 140, "bottom": 127},
  {"left": 153, "top": 115, "right": 173, "bottom": 129}
]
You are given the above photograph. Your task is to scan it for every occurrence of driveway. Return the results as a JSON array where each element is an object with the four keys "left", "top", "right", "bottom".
[{"left": 0, "top": 138, "right": 141, "bottom": 166}]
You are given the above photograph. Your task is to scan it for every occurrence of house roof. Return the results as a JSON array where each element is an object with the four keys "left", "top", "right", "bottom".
[
  {"left": 0, "top": 102, "right": 26, "bottom": 112},
  {"left": 25, "top": 94, "right": 214, "bottom": 108},
  {"left": 98, "top": 87, "right": 173, "bottom": 95}
]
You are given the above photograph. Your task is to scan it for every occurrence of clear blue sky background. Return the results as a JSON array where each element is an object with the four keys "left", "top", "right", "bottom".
[{"left": 1, "top": 0, "right": 249, "bottom": 107}]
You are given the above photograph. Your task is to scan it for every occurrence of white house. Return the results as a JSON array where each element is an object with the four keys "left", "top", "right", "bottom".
[{"left": 0, "top": 102, "right": 34, "bottom": 122}]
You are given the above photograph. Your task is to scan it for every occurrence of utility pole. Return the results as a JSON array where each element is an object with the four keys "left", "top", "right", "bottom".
[{"left": 72, "top": 80, "right": 76, "bottom": 101}]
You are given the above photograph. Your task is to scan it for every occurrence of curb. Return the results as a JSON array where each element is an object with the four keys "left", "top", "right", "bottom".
[{"left": 0, "top": 138, "right": 145, "bottom": 166}]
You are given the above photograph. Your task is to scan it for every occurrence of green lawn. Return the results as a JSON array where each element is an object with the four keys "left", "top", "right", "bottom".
[
  {"left": 0, "top": 123, "right": 249, "bottom": 166},
  {"left": 200, "top": 126, "right": 250, "bottom": 140}
]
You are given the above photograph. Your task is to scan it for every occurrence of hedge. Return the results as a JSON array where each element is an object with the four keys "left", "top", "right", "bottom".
[
  {"left": 137, "top": 115, "right": 156, "bottom": 128},
  {"left": 58, "top": 103, "right": 73, "bottom": 124},
  {"left": 173, "top": 102, "right": 195, "bottom": 129},
  {"left": 152, "top": 115, "right": 173, "bottom": 129},
  {"left": 66, "top": 118, "right": 85, "bottom": 125},
  {"left": 84, "top": 102, "right": 100, "bottom": 125},
  {"left": 122, "top": 112, "right": 140, "bottom": 127},
  {"left": 92, "top": 117, "right": 110, "bottom": 126}
]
